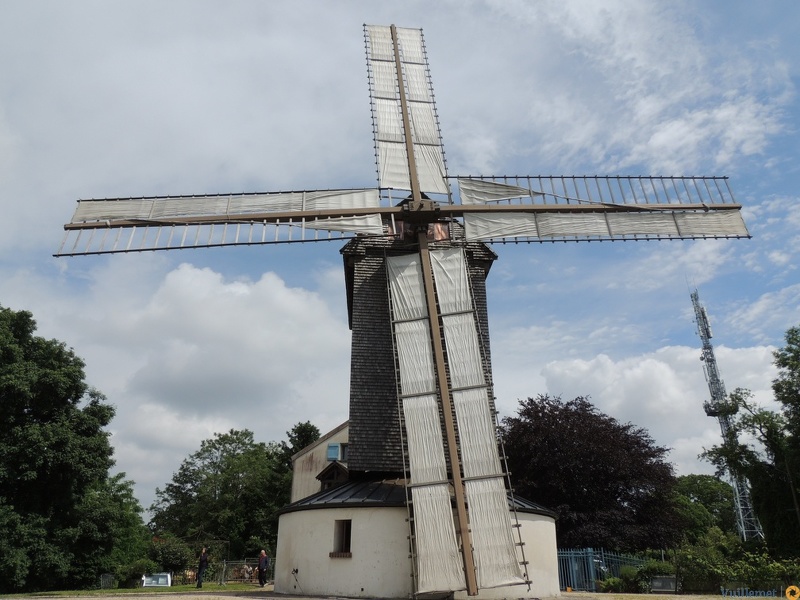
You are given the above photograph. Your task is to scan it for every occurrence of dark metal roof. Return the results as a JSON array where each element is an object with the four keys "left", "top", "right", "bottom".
[
  {"left": 280, "top": 478, "right": 556, "bottom": 520},
  {"left": 279, "top": 479, "right": 407, "bottom": 515},
  {"left": 510, "top": 494, "right": 558, "bottom": 519}
]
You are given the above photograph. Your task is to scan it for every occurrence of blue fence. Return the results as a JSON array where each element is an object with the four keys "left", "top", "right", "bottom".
[{"left": 558, "top": 548, "right": 645, "bottom": 591}]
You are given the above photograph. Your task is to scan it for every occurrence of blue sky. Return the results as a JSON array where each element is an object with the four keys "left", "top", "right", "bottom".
[{"left": 1, "top": 1, "right": 798, "bottom": 512}]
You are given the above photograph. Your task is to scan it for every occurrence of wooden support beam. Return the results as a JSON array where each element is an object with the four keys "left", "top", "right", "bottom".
[{"left": 417, "top": 230, "right": 479, "bottom": 596}]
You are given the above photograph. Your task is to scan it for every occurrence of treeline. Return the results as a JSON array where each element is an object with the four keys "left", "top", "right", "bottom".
[
  {"left": 3, "top": 302, "right": 799, "bottom": 593},
  {"left": 502, "top": 325, "right": 800, "bottom": 591},
  {"left": 148, "top": 422, "right": 320, "bottom": 560},
  {"left": 0, "top": 304, "right": 318, "bottom": 593}
]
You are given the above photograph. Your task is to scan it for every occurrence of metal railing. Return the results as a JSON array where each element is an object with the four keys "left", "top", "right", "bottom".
[{"left": 558, "top": 547, "right": 645, "bottom": 591}]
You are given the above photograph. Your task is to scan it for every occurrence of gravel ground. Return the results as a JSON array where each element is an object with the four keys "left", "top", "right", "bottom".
[{"left": 34, "top": 591, "right": 726, "bottom": 600}]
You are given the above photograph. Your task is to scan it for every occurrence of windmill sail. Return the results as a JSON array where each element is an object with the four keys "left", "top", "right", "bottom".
[
  {"left": 387, "top": 253, "right": 466, "bottom": 593},
  {"left": 458, "top": 175, "right": 749, "bottom": 242},
  {"left": 431, "top": 248, "right": 524, "bottom": 589},
  {"left": 365, "top": 25, "right": 449, "bottom": 196},
  {"left": 54, "top": 21, "right": 754, "bottom": 599},
  {"left": 55, "top": 188, "right": 392, "bottom": 256}
]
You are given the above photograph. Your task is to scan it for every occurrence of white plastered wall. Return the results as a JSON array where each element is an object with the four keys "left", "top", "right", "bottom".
[
  {"left": 455, "top": 511, "right": 561, "bottom": 599},
  {"left": 275, "top": 505, "right": 560, "bottom": 599},
  {"left": 275, "top": 506, "right": 413, "bottom": 598}
]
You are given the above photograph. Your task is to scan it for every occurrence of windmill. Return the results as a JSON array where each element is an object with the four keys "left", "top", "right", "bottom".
[
  {"left": 57, "top": 25, "right": 750, "bottom": 596},
  {"left": 690, "top": 290, "right": 764, "bottom": 541}
]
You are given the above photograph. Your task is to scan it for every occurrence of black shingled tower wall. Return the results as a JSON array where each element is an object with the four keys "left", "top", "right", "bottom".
[{"left": 341, "top": 226, "right": 497, "bottom": 476}]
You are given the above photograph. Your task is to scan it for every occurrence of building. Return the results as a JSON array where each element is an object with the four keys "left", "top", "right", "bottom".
[
  {"left": 275, "top": 229, "right": 560, "bottom": 598},
  {"left": 276, "top": 422, "right": 561, "bottom": 598}
]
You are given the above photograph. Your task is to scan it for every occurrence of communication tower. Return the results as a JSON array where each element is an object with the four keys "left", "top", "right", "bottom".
[{"left": 691, "top": 289, "right": 764, "bottom": 541}]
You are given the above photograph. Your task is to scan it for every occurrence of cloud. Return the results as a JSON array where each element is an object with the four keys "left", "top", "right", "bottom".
[
  {"left": 728, "top": 285, "right": 800, "bottom": 343},
  {"left": 1, "top": 0, "right": 798, "bottom": 515},
  {"left": 1, "top": 256, "right": 351, "bottom": 510},
  {"left": 460, "top": 0, "right": 792, "bottom": 175},
  {"left": 534, "top": 344, "right": 777, "bottom": 471}
]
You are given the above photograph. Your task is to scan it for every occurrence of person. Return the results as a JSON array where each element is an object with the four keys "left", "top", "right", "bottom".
[
  {"left": 257, "top": 549, "right": 269, "bottom": 587},
  {"left": 196, "top": 547, "right": 209, "bottom": 588}
]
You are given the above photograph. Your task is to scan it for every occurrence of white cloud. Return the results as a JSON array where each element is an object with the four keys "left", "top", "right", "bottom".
[
  {"left": 536, "top": 344, "right": 777, "bottom": 471},
  {"left": 728, "top": 285, "right": 800, "bottom": 343}
]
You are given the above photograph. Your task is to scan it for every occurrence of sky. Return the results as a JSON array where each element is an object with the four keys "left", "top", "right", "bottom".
[{"left": 1, "top": 1, "right": 798, "bottom": 515}]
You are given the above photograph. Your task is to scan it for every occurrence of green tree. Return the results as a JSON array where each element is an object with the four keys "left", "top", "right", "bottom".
[
  {"left": 103, "top": 473, "right": 151, "bottom": 577},
  {"left": 502, "top": 394, "right": 681, "bottom": 551},
  {"left": 0, "top": 305, "right": 132, "bottom": 592},
  {"left": 279, "top": 421, "right": 321, "bottom": 471},
  {"left": 148, "top": 534, "right": 193, "bottom": 574},
  {"left": 703, "top": 325, "right": 800, "bottom": 556},
  {"left": 705, "top": 389, "right": 800, "bottom": 555},
  {"left": 673, "top": 474, "right": 736, "bottom": 542},
  {"left": 149, "top": 429, "right": 288, "bottom": 557}
]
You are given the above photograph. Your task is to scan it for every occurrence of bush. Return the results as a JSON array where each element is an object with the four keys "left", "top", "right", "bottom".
[
  {"left": 637, "top": 559, "right": 676, "bottom": 592},
  {"left": 677, "top": 551, "right": 731, "bottom": 592},
  {"left": 727, "top": 551, "right": 794, "bottom": 589},
  {"left": 148, "top": 535, "right": 192, "bottom": 574},
  {"left": 115, "top": 558, "right": 159, "bottom": 588},
  {"left": 638, "top": 558, "right": 675, "bottom": 576},
  {"left": 619, "top": 565, "right": 641, "bottom": 592},
  {"left": 598, "top": 576, "right": 624, "bottom": 592}
]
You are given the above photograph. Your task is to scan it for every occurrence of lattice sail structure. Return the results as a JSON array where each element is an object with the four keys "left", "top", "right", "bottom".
[
  {"left": 56, "top": 175, "right": 748, "bottom": 255},
  {"left": 388, "top": 248, "right": 524, "bottom": 592},
  {"left": 691, "top": 290, "right": 764, "bottom": 542},
  {"left": 56, "top": 23, "right": 751, "bottom": 597}
]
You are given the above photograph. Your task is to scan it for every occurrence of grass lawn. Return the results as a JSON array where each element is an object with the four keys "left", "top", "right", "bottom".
[{"left": 2, "top": 582, "right": 268, "bottom": 598}]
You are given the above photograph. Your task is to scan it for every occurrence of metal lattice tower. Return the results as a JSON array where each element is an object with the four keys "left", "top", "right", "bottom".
[{"left": 690, "top": 289, "right": 764, "bottom": 541}]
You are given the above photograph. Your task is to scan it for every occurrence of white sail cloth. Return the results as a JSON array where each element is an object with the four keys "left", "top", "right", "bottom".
[
  {"left": 459, "top": 178, "right": 749, "bottom": 241},
  {"left": 387, "top": 249, "right": 524, "bottom": 594},
  {"left": 69, "top": 189, "right": 384, "bottom": 235},
  {"left": 431, "top": 249, "right": 525, "bottom": 589},
  {"left": 366, "top": 25, "right": 449, "bottom": 195},
  {"left": 387, "top": 254, "right": 465, "bottom": 593}
]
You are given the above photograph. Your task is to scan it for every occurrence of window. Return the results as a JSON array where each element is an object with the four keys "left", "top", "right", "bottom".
[
  {"left": 326, "top": 443, "right": 349, "bottom": 462},
  {"left": 327, "top": 443, "right": 340, "bottom": 461},
  {"left": 330, "top": 519, "right": 352, "bottom": 558}
]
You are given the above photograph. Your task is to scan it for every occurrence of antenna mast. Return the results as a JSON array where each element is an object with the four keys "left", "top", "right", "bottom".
[{"left": 691, "top": 289, "right": 764, "bottom": 541}]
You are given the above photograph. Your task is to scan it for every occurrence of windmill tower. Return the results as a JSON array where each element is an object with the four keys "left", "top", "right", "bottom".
[
  {"left": 690, "top": 290, "right": 764, "bottom": 541},
  {"left": 57, "top": 24, "right": 751, "bottom": 598}
]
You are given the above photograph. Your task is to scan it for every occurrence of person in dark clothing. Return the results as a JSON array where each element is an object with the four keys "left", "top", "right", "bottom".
[
  {"left": 196, "top": 547, "right": 209, "bottom": 588},
  {"left": 257, "top": 549, "right": 269, "bottom": 587}
]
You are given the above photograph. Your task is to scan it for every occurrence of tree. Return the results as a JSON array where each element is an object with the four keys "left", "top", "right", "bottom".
[
  {"left": 0, "top": 305, "right": 132, "bottom": 592},
  {"left": 701, "top": 325, "right": 800, "bottom": 556},
  {"left": 675, "top": 474, "right": 736, "bottom": 533},
  {"left": 502, "top": 394, "right": 681, "bottom": 551},
  {"left": 148, "top": 534, "right": 193, "bottom": 574},
  {"left": 103, "top": 473, "right": 151, "bottom": 578},
  {"left": 673, "top": 474, "right": 736, "bottom": 543},
  {"left": 279, "top": 421, "right": 321, "bottom": 470},
  {"left": 150, "top": 428, "right": 291, "bottom": 557}
]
